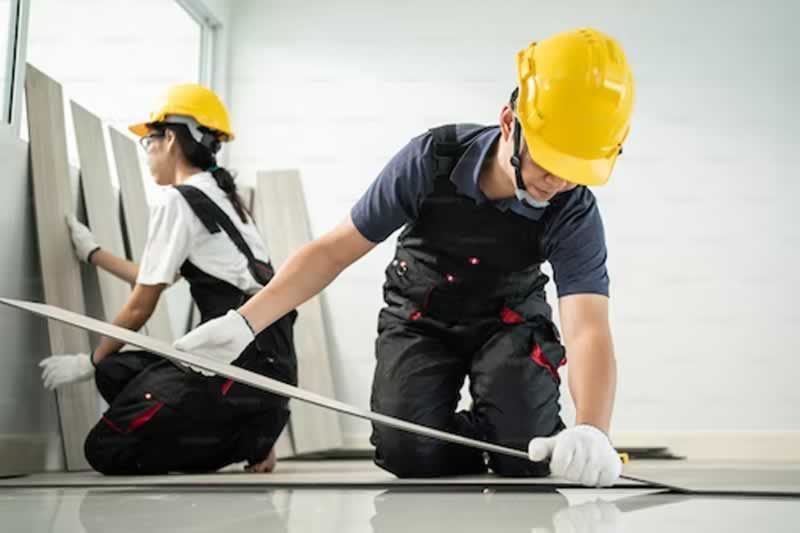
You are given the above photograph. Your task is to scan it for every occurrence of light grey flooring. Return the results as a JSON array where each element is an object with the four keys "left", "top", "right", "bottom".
[
  {"left": 2, "top": 460, "right": 799, "bottom": 532},
  {"left": 3, "top": 460, "right": 799, "bottom": 495},
  {"left": 1, "top": 486, "right": 798, "bottom": 532}
]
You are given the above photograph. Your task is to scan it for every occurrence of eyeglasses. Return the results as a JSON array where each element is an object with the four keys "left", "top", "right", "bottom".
[{"left": 139, "top": 131, "right": 166, "bottom": 151}]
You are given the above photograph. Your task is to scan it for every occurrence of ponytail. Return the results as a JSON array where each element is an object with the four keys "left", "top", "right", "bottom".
[
  {"left": 164, "top": 124, "right": 250, "bottom": 223},
  {"left": 208, "top": 165, "right": 249, "bottom": 223}
]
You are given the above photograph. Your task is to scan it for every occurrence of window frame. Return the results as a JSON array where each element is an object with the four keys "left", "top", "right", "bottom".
[
  {"left": 174, "top": 0, "right": 221, "bottom": 89},
  {"left": 0, "top": 0, "right": 29, "bottom": 137}
]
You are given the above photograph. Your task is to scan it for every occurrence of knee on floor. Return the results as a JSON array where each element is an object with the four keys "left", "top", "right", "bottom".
[
  {"left": 83, "top": 426, "right": 150, "bottom": 476},
  {"left": 374, "top": 430, "right": 482, "bottom": 478}
]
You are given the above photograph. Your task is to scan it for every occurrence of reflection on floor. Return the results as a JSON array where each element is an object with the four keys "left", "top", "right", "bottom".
[
  {"left": 1, "top": 486, "right": 799, "bottom": 533},
  {"left": 2, "top": 460, "right": 800, "bottom": 532}
]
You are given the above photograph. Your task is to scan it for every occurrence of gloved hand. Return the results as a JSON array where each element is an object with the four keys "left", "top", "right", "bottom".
[
  {"left": 173, "top": 310, "right": 255, "bottom": 376},
  {"left": 39, "top": 352, "right": 95, "bottom": 390},
  {"left": 66, "top": 215, "right": 100, "bottom": 263},
  {"left": 528, "top": 425, "right": 622, "bottom": 487}
]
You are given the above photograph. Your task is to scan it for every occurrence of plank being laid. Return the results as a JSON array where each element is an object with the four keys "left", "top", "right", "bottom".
[
  {"left": 70, "top": 103, "right": 130, "bottom": 321},
  {"left": 24, "top": 64, "right": 97, "bottom": 470},
  {"left": 108, "top": 127, "right": 173, "bottom": 342},
  {"left": 0, "top": 299, "right": 528, "bottom": 460},
  {"left": 253, "top": 170, "right": 343, "bottom": 455},
  {"left": 0, "top": 298, "right": 652, "bottom": 489}
]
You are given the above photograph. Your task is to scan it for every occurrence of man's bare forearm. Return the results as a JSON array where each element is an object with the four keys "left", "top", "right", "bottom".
[{"left": 567, "top": 329, "right": 617, "bottom": 433}]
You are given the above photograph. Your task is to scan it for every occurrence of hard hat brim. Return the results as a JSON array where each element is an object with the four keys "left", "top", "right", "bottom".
[
  {"left": 128, "top": 122, "right": 150, "bottom": 138},
  {"left": 523, "top": 124, "right": 616, "bottom": 187}
]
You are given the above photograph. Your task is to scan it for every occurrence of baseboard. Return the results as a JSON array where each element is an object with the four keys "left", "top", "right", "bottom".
[
  {"left": 342, "top": 431, "right": 800, "bottom": 462},
  {"left": 612, "top": 431, "right": 800, "bottom": 462}
]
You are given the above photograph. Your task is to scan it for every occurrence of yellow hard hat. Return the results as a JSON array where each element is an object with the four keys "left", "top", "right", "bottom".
[
  {"left": 515, "top": 28, "right": 634, "bottom": 186},
  {"left": 129, "top": 83, "right": 234, "bottom": 141}
]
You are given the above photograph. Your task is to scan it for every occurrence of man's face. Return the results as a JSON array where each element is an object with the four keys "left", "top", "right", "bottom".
[
  {"left": 498, "top": 104, "right": 578, "bottom": 203},
  {"left": 515, "top": 139, "right": 578, "bottom": 203}
]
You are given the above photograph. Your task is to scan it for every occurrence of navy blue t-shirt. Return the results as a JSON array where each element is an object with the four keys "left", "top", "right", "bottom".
[{"left": 350, "top": 125, "right": 610, "bottom": 298}]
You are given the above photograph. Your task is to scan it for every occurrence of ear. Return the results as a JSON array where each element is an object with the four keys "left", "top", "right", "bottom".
[
  {"left": 499, "top": 104, "right": 515, "bottom": 141},
  {"left": 164, "top": 129, "right": 177, "bottom": 153}
]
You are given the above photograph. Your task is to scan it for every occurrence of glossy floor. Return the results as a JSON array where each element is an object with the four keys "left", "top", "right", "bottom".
[{"left": 1, "top": 486, "right": 798, "bottom": 532}]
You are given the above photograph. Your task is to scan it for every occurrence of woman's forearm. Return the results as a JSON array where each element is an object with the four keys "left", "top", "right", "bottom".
[
  {"left": 92, "top": 284, "right": 164, "bottom": 364},
  {"left": 90, "top": 249, "right": 139, "bottom": 285}
]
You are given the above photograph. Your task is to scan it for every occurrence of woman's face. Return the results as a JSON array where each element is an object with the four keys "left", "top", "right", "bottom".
[{"left": 140, "top": 128, "right": 176, "bottom": 186}]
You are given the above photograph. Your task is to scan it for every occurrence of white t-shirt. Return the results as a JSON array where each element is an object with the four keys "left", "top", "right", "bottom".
[{"left": 137, "top": 172, "right": 269, "bottom": 295}]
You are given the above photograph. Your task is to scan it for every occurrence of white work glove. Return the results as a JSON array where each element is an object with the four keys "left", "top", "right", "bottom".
[
  {"left": 528, "top": 425, "right": 622, "bottom": 487},
  {"left": 39, "top": 352, "right": 95, "bottom": 390},
  {"left": 66, "top": 215, "right": 100, "bottom": 263},
  {"left": 173, "top": 310, "right": 255, "bottom": 376}
]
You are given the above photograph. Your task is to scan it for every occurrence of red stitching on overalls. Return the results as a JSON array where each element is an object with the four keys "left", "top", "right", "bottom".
[
  {"left": 500, "top": 307, "right": 525, "bottom": 325},
  {"left": 531, "top": 344, "right": 561, "bottom": 384},
  {"left": 102, "top": 416, "right": 124, "bottom": 434},
  {"left": 128, "top": 402, "right": 164, "bottom": 432}
]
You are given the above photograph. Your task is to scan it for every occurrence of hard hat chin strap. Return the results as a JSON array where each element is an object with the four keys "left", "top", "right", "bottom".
[{"left": 510, "top": 117, "right": 549, "bottom": 210}]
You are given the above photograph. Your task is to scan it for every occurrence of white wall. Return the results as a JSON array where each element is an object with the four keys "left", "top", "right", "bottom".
[{"left": 225, "top": 0, "right": 800, "bottom": 445}]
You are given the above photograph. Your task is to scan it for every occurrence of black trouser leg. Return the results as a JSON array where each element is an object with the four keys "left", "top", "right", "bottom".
[
  {"left": 85, "top": 313, "right": 298, "bottom": 475},
  {"left": 370, "top": 311, "right": 486, "bottom": 478},
  {"left": 469, "top": 320, "right": 565, "bottom": 477}
]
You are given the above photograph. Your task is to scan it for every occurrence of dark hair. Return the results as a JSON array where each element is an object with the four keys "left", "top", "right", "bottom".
[
  {"left": 509, "top": 87, "right": 519, "bottom": 112},
  {"left": 157, "top": 123, "right": 249, "bottom": 223}
]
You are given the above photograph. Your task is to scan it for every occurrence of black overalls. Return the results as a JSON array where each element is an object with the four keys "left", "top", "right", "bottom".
[
  {"left": 84, "top": 185, "right": 298, "bottom": 475},
  {"left": 370, "top": 125, "right": 567, "bottom": 478}
]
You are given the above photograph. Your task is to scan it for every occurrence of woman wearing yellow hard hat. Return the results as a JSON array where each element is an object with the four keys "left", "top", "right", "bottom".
[
  {"left": 40, "top": 83, "right": 298, "bottom": 474},
  {"left": 176, "top": 28, "right": 634, "bottom": 486}
]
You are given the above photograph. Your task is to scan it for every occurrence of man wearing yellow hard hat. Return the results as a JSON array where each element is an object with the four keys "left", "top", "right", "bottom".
[{"left": 176, "top": 27, "right": 635, "bottom": 486}]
